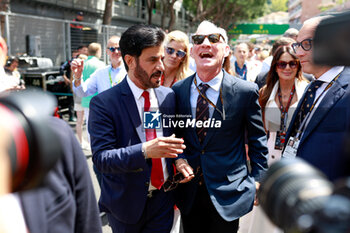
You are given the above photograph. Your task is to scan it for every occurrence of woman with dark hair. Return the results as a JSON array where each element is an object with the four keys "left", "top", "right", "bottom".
[
  {"left": 240, "top": 45, "right": 309, "bottom": 233},
  {"left": 259, "top": 45, "right": 308, "bottom": 165}
]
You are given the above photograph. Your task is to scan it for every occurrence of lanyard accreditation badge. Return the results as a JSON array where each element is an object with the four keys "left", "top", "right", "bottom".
[
  {"left": 275, "top": 84, "right": 295, "bottom": 150},
  {"left": 282, "top": 74, "right": 341, "bottom": 159}
]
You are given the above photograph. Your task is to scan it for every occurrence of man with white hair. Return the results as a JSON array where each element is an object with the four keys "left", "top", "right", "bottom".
[{"left": 172, "top": 20, "right": 268, "bottom": 233}]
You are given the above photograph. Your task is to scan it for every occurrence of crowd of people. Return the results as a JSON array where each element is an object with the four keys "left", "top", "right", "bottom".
[{"left": 1, "top": 13, "right": 350, "bottom": 233}]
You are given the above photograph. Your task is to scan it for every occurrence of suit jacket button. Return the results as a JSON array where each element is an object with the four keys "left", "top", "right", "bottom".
[
  {"left": 145, "top": 182, "right": 149, "bottom": 187},
  {"left": 201, "top": 150, "right": 205, "bottom": 155}
]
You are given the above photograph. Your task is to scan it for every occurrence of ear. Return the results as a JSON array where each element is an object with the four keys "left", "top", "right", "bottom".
[
  {"left": 190, "top": 46, "right": 194, "bottom": 58},
  {"left": 224, "top": 44, "right": 230, "bottom": 58},
  {"left": 124, "top": 54, "right": 135, "bottom": 70}
]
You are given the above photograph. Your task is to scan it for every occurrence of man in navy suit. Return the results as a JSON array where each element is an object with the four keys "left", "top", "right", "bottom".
[
  {"left": 86, "top": 25, "right": 185, "bottom": 233},
  {"left": 284, "top": 16, "right": 350, "bottom": 181},
  {"left": 172, "top": 21, "right": 268, "bottom": 233}
]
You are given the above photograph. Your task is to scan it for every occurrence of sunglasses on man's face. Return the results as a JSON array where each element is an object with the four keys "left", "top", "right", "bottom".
[
  {"left": 291, "top": 38, "right": 313, "bottom": 53},
  {"left": 192, "top": 33, "right": 224, "bottom": 45},
  {"left": 276, "top": 60, "right": 299, "bottom": 69},
  {"left": 165, "top": 47, "right": 186, "bottom": 58},
  {"left": 108, "top": 47, "right": 121, "bottom": 53}
]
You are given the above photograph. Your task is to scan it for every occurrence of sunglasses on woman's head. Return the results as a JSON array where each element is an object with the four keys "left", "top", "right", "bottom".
[
  {"left": 108, "top": 47, "right": 121, "bottom": 53},
  {"left": 165, "top": 47, "right": 186, "bottom": 58},
  {"left": 192, "top": 33, "right": 224, "bottom": 45},
  {"left": 276, "top": 61, "right": 298, "bottom": 69}
]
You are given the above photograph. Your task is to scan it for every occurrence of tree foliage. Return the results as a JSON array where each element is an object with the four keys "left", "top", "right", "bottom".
[
  {"left": 183, "top": 0, "right": 267, "bottom": 30},
  {"left": 270, "top": 0, "right": 288, "bottom": 12}
]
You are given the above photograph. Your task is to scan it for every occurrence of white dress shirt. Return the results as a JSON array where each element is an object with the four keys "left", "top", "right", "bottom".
[
  {"left": 73, "top": 64, "right": 127, "bottom": 97},
  {"left": 126, "top": 76, "right": 168, "bottom": 189},
  {"left": 190, "top": 71, "right": 224, "bottom": 118}
]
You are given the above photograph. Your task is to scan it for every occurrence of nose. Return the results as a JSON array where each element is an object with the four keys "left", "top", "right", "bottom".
[
  {"left": 295, "top": 46, "right": 304, "bottom": 58},
  {"left": 201, "top": 37, "right": 211, "bottom": 46},
  {"left": 158, "top": 58, "right": 165, "bottom": 72}
]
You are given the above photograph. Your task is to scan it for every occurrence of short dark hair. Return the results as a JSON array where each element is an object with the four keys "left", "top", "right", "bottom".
[{"left": 119, "top": 24, "right": 165, "bottom": 71}]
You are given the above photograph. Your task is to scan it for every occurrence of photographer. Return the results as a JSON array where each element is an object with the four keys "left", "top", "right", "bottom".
[
  {"left": 0, "top": 35, "right": 102, "bottom": 232},
  {"left": 0, "top": 110, "right": 102, "bottom": 233},
  {"left": 0, "top": 38, "right": 24, "bottom": 93}
]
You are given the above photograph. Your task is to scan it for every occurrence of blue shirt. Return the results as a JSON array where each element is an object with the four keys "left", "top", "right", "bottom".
[{"left": 235, "top": 61, "right": 247, "bottom": 80}]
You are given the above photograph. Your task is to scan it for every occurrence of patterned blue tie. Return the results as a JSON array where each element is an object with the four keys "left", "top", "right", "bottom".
[
  {"left": 196, "top": 84, "right": 210, "bottom": 144},
  {"left": 292, "top": 80, "right": 324, "bottom": 136}
]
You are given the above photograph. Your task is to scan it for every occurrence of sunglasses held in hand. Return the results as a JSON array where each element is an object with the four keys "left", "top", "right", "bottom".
[
  {"left": 165, "top": 47, "right": 186, "bottom": 58},
  {"left": 192, "top": 33, "right": 225, "bottom": 45},
  {"left": 163, "top": 167, "right": 201, "bottom": 192}
]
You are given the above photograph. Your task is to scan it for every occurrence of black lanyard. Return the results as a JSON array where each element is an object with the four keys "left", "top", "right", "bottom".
[
  {"left": 277, "top": 84, "right": 295, "bottom": 132},
  {"left": 193, "top": 75, "right": 226, "bottom": 120}
]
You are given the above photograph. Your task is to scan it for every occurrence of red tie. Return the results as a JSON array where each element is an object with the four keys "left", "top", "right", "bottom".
[{"left": 142, "top": 91, "right": 164, "bottom": 189}]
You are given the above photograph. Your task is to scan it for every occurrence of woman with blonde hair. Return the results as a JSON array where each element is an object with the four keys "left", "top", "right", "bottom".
[{"left": 162, "top": 30, "right": 192, "bottom": 87}]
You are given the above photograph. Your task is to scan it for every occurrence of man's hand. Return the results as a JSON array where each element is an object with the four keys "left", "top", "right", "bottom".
[
  {"left": 254, "top": 182, "right": 260, "bottom": 206},
  {"left": 70, "top": 58, "right": 84, "bottom": 87},
  {"left": 143, "top": 134, "right": 185, "bottom": 159},
  {"left": 175, "top": 158, "right": 195, "bottom": 183}
]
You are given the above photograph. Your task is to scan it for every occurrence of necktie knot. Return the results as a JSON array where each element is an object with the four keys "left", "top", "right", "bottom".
[
  {"left": 142, "top": 91, "right": 150, "bottom": 111},
  {"left": 308, "top": 80, "right": 324, "bottom": 92},
  {"left": 199, "top": 83, "right": 210, "bottom": 94},
  {"left": 142, "top": 90, "right": 150, "bottom": 100}
]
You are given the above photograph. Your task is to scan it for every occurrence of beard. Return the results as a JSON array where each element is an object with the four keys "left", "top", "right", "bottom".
[{"left": 135, "top": 58, "right": 162, "bottom": 89}]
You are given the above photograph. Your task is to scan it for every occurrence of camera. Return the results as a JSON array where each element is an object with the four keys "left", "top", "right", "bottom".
[
  {"left": 0, "top": 88, "right": 62, "bottom": 192},
  {"left": 313, "top": 10, "right": 350, "bottom": 66},
  {"left": 258, "top": 158, "right": 350, "bottom": 233}
]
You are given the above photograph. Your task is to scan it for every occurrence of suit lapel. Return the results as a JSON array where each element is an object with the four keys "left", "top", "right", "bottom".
[
  {"left": 300, "top": 77, "right": 347, "bottom": 144},
  {"left": 155, "top": 87, "right": 171, "bottom": 137},
  {"left": 120, "top": 79, "right": 146, "bottom": 142},
  {"left": 202, "top": 71, "right": 237, "bottom": 147},
  {"left": 180, "top": 74, "right": 200, "bottom": 145}
]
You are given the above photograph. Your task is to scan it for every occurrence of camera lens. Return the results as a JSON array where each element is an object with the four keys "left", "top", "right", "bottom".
[
  {"left": 0, "top": 89, "right": 62, "bottom": 192},
  {"left": 259, "top": 158, "right": 333, "bottom": 232}
]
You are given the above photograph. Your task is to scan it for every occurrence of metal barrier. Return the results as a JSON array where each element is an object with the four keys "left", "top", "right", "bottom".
[{"left": 0, "top": 12, "right": 127, "bottom": 66}]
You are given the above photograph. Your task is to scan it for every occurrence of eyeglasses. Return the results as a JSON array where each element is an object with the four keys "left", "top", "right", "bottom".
[
  {"left": 165, "top": 47, "right": 186, "bottom": 58},
  {"left": 291, "top": 38, "right": 313, "bottom": 53},
  {"left": 163, "top": 167, "right": 201, "bottom": 192},
  {"left": 108, "top": 47, "right": 121, "bottom": 53},
  {"left": 276, "top": 60, "right": 299, "bottom": 69},
  {"left": 192, "top": 33, "right": 225, "bottom": 45}
]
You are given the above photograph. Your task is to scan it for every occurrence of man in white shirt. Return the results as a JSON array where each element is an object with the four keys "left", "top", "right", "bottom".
[
  {"left": 87, "top": 25, "right": 185, "bottom": 233},
  {"left": 72, "top": 36, "right": 127, "bottom": 96},
  {"left": 284, "top": 16, "right": 350, "bottom": 181}
]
